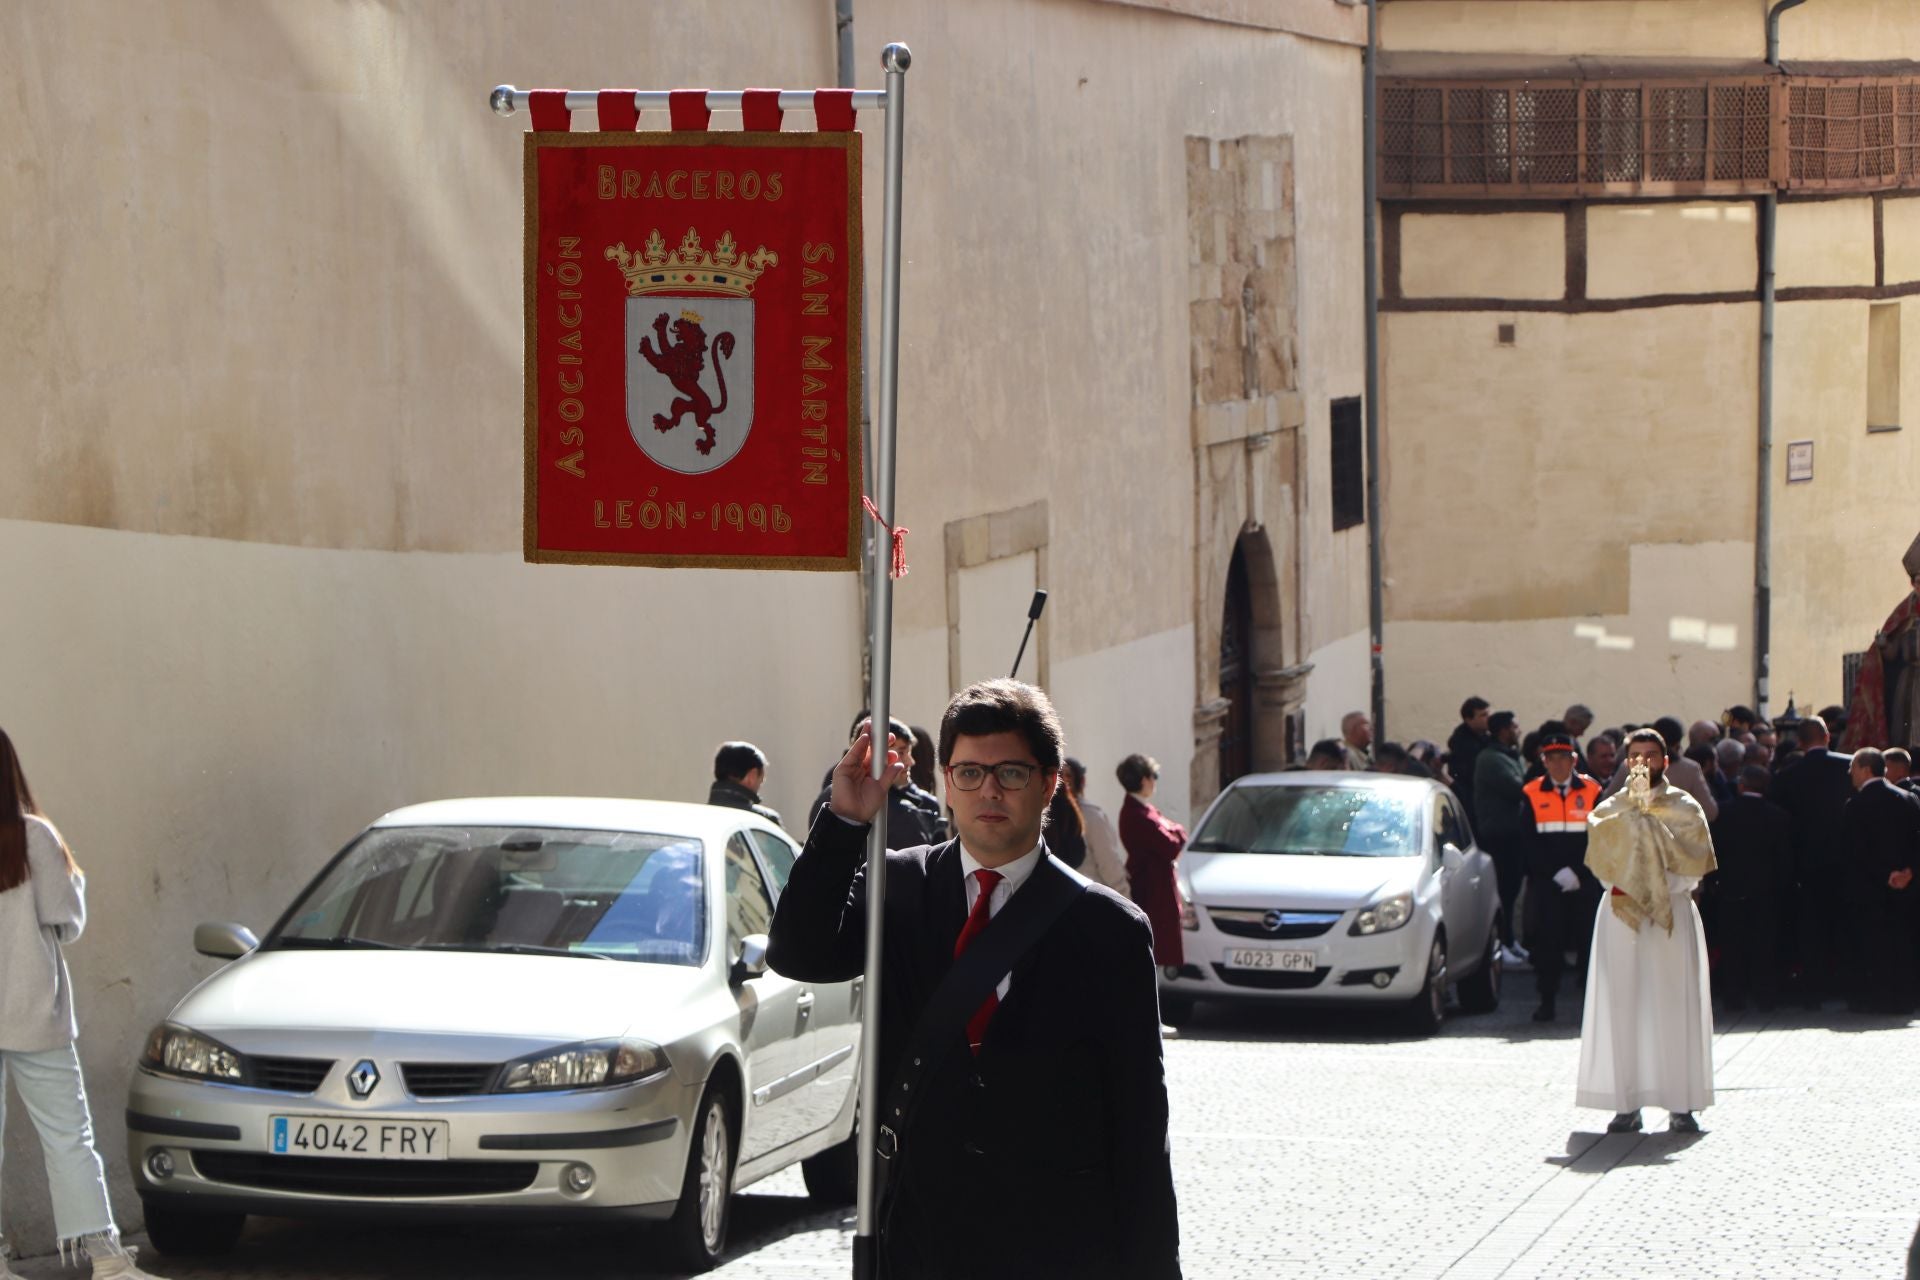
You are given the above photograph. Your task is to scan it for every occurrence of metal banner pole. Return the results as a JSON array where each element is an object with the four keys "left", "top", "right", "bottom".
[{"left": 853, "top": 41, "right": 910, "bottom": 1280}]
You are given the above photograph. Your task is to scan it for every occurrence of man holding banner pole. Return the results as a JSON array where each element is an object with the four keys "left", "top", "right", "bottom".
[{"left": 769, "top": 682, "right": 1182, "bottom": 1278}]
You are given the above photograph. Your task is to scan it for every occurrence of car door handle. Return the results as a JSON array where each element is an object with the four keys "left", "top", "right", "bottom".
[{"left": 796, "top": 992, "right": 816, "bottom": 1009}]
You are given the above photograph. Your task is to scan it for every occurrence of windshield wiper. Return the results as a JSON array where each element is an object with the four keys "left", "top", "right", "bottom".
[
  {"left": 270, "top": 935, "right": 403, "bottom": 950},
  {"left": 418, "top": 942, "right": 614, "bottom": 961}
]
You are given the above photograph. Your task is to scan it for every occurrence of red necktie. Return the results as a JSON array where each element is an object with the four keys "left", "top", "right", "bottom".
[{"left": 954, "top": 869, "right": 1005, "bottom": 1055}]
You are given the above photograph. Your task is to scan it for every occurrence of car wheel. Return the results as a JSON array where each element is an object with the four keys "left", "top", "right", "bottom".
[
  {"left": 1403, "top": 935, "right": 1447, "bottom": 1035},
  {"left": 1160, "top": 991, "right": 1196, "bottom": 1027},
  {"left": 664, "top": 1086, "right": 736, "bottom": 1272},
  {"left": 142, "top": 1202, "right": 246, "bottom": 1257},
  {"left": 1457, "top": 918, "right": 1503, "bottom": 1014},
  {"left": 800, "top": 1111, "right": 859, "bottom": 1204}
]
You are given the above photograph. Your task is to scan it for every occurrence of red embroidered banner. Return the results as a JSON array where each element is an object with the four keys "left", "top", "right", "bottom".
[{"left": 524, "top": 129, "right": 862, "bottom": 569}]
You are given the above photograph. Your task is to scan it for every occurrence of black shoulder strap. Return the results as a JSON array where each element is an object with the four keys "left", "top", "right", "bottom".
[{"left": 877, "top": 856, "right": 1087, "bottom": 1148}]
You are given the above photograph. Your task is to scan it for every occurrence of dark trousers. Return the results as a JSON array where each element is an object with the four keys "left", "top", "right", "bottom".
[
  {"left": 1525, "top": 878, "right": 1595, "bottom": 1001},
  {"left": 1713, "top": 894, "right": 1780, "bottom": 1010},
  {"left": 1852, "top": 895, "right": 1918, "bottom": 1013},
  {"left": 1794, "top": 875, "right": 1847, "bottom": 1004},
  {"left": 1486, "top": 839, "right": 1523, "bottom": 947}
]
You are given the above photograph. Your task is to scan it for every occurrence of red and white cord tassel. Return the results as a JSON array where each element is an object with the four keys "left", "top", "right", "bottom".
[{"left": 862, "top": 496, "right": 909, "bottom": 579}]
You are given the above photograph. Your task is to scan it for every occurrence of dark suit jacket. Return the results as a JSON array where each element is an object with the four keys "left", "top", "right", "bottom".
[
  {"left": 1771, "top": 747, "right": 1856, "bottom": 885},
  {"left": 1708, "top": 794, "right": 1794, "bottom": 900},
  {"left": 767, "top": 812, "right": 1181, "bottom": 1280},
  {"left": 1842, "top": 779, "right": 1920, "bottom": 903}
]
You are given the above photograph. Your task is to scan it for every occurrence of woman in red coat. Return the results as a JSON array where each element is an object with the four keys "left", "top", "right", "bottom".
[{"left": 1116, "top": 753, "right": 1186, "bottom": 968}]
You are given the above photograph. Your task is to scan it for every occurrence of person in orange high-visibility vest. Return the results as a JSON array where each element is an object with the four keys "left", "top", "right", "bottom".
[{"left": 1519, "top": 734, "right": 1604, "bottom": 1022}]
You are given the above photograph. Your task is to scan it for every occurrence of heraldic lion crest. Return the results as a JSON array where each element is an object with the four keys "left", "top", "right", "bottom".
[
  {"left": 639, "top": 309, "right": 735, "bottom": 457},
  {"left": 607, "top": 230, "right": 775, "bottom": 475}
]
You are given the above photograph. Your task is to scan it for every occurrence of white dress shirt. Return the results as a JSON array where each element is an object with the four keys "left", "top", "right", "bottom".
[{"left": 958, "top": 839, "right": 1043, "bottom": 1000}]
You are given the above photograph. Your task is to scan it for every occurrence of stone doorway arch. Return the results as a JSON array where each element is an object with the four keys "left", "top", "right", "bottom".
[{"left": 1195, "top": 527, "right": 1307, "bottom": 812}]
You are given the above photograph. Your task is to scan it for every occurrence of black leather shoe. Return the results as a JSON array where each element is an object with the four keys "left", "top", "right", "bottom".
[
  {"left": 1606, "top": 1110, "right": 1643, "bottom": 1133},
  {"left": 1668, "top": 1111, "right": 1702, "bottom": 1134},
  {"left": 1531, "top": 1002, "right": 1556, "bottom": 1022}
]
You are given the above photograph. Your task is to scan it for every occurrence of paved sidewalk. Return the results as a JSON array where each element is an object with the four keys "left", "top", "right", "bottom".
[{"left": 13, "top": 996, "right": 1917, "bottom": 1279}]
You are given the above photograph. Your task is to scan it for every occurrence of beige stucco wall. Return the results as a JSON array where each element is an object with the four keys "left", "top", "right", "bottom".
[
  {"left": 1883, "top": 196, "right": 1920, "bottom": 287},
  {"left": 1777, "top": 198, "right": 1878, "bottom": 291},
  {"left": 1769, "top": 297, "right": 1920, "bottom": 713},
  {"left": 1380, "top": 0, "right": 1763, "bottom": 59},
  {"left": 1383, "top": 304, "right": 1760, "bottom": 623},
  {"left": 2, "top": 0, "right": 1368, "bottom": 1249},
  {"left": 1587, "top": 203, "right": 1757, "bottom": 299},
  {"left": 1386, "top": 540, "right": 1755, "bottom": 742},
  {"left": 1401, "top": 212, "right": 1566, "bottom": 300},
  {"left": 1380, "top": 0, "right": 1920, "bottom": 61}
]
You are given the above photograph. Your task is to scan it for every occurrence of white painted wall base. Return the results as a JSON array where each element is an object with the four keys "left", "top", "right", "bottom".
[
  {"left": 1384, "top": 541, "right": 1755, "bottom": 745},
  {"left": 0, "top": 518, "right": 861, "bottom": 1249}
]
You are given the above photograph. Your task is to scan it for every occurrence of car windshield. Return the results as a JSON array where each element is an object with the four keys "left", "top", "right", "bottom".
[
  {"left": 1189, "top": 785, "right": 1421, "bottom": 857},
  {"left": 269, "top": 826, "right": 708, "bottom": 965}
]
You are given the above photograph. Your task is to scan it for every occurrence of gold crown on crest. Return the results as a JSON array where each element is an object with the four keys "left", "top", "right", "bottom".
[{"left": 605, "top": 228, "right": 778, "bottom": 299}]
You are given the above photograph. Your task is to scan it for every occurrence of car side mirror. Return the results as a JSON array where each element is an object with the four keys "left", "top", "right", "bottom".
[
  {"left": 194, "top": 922, "right": 260, "bottom": 960},
  {"left": 730, "top": 933, "right": 770, "bottom": 986},
  {"left": 1440, "top": 843, "right": 1465, "bottom": 872}
]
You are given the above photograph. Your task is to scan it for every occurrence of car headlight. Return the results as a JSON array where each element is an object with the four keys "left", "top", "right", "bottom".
[
  {"left": 497, "top": 1039, "right": 669, "bottom": 1092},
  {"left": 1177, "top": 875, "right": 1199, "bottom": 931},
  {"left": 1349, "top": 893, "right": 1415, "bottom": 936},
  {"left": 141, "top": 1023, "right": 245, "bottom": 1083}
]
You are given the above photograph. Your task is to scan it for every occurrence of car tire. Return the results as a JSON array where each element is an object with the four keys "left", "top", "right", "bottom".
[
  {"left": 1160, "top": 991, "right": 1196, "bottom": 1027},
  {"left": 1403, "top": 934, "right": 1447, "bottom": 1036},
  {"left": 664, "top": 1085, "right": 736, "bottom": 1272},
  {"left": 1457, "top": 918, "right": 1504, "bottom": 1014},
  {"left": 142, "top": 1202, "right": 246, "bottom": 1257},
  {"left": 800, "top": 1113, "right": 859, "bottom": 1204}
]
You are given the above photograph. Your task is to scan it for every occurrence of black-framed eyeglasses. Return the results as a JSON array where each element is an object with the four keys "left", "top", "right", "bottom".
[{"left": 945, "top": 762, "right": 1041, "bottom": 792}]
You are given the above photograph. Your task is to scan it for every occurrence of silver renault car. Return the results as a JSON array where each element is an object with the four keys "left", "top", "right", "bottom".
[
  {"left": 1159, "top": 773, "right": 1504, "bottom": 1034},
  {"left": 127, "top": 797, "right": 858, "bottom": 1272}
]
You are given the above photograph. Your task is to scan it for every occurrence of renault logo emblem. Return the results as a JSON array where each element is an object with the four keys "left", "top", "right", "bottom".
[
  {"left": 1262, "top": 910, "right": 1287, "bottom": 933},
  {"left": 347, "top": 1060, "right": 380, "bottom": 1099}
]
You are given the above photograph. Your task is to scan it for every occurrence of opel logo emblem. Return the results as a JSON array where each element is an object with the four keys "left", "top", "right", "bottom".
[
  {"left": 347, "top": 1059, "right": 380, "bottom": 1099},
  {"left": 1262, "top": 909, "right": 1286, "bottom": 933}
]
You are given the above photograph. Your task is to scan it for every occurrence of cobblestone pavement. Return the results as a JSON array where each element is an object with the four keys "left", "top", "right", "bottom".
[{"left": 15, "top": 988, "right": 1918, "bottom": 1279}]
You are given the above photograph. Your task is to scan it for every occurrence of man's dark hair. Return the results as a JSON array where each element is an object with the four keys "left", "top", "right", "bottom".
[
  {"left": 1460, "top": 696, "right": 1490, "bottom": 720},
  {"left": 1854, "top": 747, "right": 1886, "bottom": 777},
  {"left": 1797, "top": 714, "right": 1830, "bottom": 745},
  {"left": 1488, "top": 710, "right": 1518, "bottom": 735},
  {"left": 1063, "top": 757, "right": 1088, "bottom": 796},
  {"left": 1306, "top": 738, "right": 1346, "bottom": 768},
  {"left": 1372, "top": 742, "right": 1409, "bottom": 769},
  {"left": 1652, "top": 716, "right": 1685, "bottom": 753},
  {"left": 849, "top": 708, "right": 913, "bottom": 746},
  {"left": 1818, "top": 704, "right": 1848, "bottom": 731},
  {"left": 1726, "top": 704, "right": 1757, "bottom": 727},
  {"left": 937, "top": 679, "right": 1065, "bottom": 770},
  {"left": 713, "top": 741, "right": 767, "bottom": 782},
  {"left": 1538, "top": 718, "right": 1570, "bottom": 737},
  {"left": 1738, "top": 764, "right": 1772, "bottom": 794},
  {"left": 1625, "top": 727, "right": 1668, "bottom": 758},
  {"left": 1886, "top": 747, "right": 1912, "bottom": 770},
  {"left": 1116, "top": 753, "right": 1160, "bottom": 793}
]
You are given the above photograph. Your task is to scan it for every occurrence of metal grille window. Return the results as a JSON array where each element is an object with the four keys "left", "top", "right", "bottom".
[
  {"left": 1379, "top": 74, "right": 1920, "bottom": 198},
  {"left": 1331, "top": 397, "right": 1364, "bottom": 533}
]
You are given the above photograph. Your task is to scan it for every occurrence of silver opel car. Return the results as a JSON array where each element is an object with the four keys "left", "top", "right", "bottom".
[
  {"left": 1158, "top": 773, "right": 1504, "bottom": 1034},
  {"left": 127, "top": 797, "right": 859, "bottom": 1272}
]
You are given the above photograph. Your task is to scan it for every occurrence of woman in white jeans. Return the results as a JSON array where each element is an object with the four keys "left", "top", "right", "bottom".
[{"left": 0, "top": 730, "right": 162, "bottom": 1279}]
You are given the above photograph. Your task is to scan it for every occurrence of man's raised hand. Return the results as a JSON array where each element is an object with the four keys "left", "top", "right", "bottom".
[{"left": 828, "top": 724, "right": 909, "bottom": 826}]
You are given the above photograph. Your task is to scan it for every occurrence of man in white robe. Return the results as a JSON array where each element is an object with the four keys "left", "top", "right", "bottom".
[{"left": 1577, "top": 727, "right": 1718, "bottom": 1134}]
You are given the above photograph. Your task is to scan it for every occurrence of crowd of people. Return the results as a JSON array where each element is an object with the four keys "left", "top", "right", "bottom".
[
  {"left": 1320, "top": 698, "right": 1920, "bottom": 1020},
  {"left": 706, "top": 720, "right": 1196, "bottom": 1032}
]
